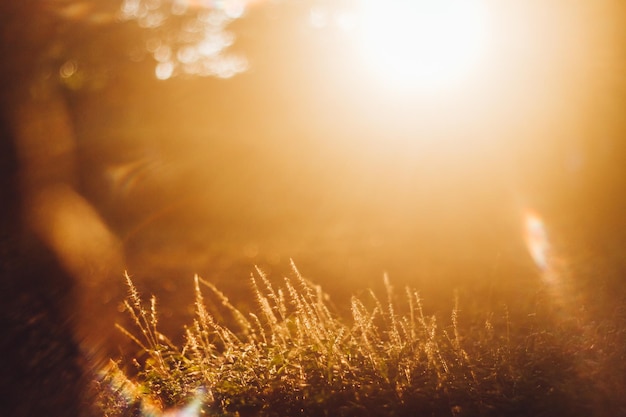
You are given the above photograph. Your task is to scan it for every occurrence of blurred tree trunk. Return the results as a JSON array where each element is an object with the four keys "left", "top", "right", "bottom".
[{"left": 0, "top": 2, "right": 126, "bottom": 416}]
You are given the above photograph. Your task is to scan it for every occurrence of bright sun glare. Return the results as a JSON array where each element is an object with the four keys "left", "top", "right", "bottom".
[{"left": 356, "top": 0, "right": 490, "bottom": 91}]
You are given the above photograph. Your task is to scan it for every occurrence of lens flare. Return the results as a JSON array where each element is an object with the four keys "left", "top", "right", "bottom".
[
  {"left": 522, "top": 209, "right": 563, "bottom": 286},
  {"left": 99, "top": 361, "right": 207, "bottom": 417},
  {"left": 524, "top": 210, "right": 550, "bottom": 272}
]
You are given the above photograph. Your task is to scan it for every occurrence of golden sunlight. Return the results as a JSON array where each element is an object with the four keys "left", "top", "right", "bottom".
[{"left": 356, "top": 0, "right": 490, "bottom": 91}]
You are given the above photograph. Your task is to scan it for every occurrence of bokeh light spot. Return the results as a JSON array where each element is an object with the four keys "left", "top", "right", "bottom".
[
  {"left": 59, "top": 60, "right": 78, "bottom": 78},
  {"left": 155, "top": 61, "right": 174, "bottom": 79},
  {"left": 120, "top": 0, "right": 252, "bottom": 80}
]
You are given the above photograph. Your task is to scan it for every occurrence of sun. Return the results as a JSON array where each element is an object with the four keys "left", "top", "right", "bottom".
[{"left": 356, "top": 0, "right": 490, "bottom": 91}]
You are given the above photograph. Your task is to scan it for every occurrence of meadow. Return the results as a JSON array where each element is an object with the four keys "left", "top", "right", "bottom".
[{"left": 96, "top": 261, "right": 625, "bottom": 417}]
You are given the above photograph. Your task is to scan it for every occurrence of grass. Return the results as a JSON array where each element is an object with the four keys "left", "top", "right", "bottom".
[{"left": 96, "top": 261, "right": 624, "bottom": 417}]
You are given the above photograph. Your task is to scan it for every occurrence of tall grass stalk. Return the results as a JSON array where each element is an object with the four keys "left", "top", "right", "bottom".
[{"left": 97, "top": 266, "right": 603, "bottom": 417}]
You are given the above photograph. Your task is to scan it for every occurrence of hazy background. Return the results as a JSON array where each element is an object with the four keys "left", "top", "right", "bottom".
[
  {"left": 88, "top": 3, "right": 626, "bottom": 304},
  {"left": 2, "top": 0, "right": 626, "bottom": 349}
]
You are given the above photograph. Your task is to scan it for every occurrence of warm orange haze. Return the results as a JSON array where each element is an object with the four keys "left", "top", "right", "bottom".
[{"left": 1, "top": 0, "right": 626, "bottom": 416}]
